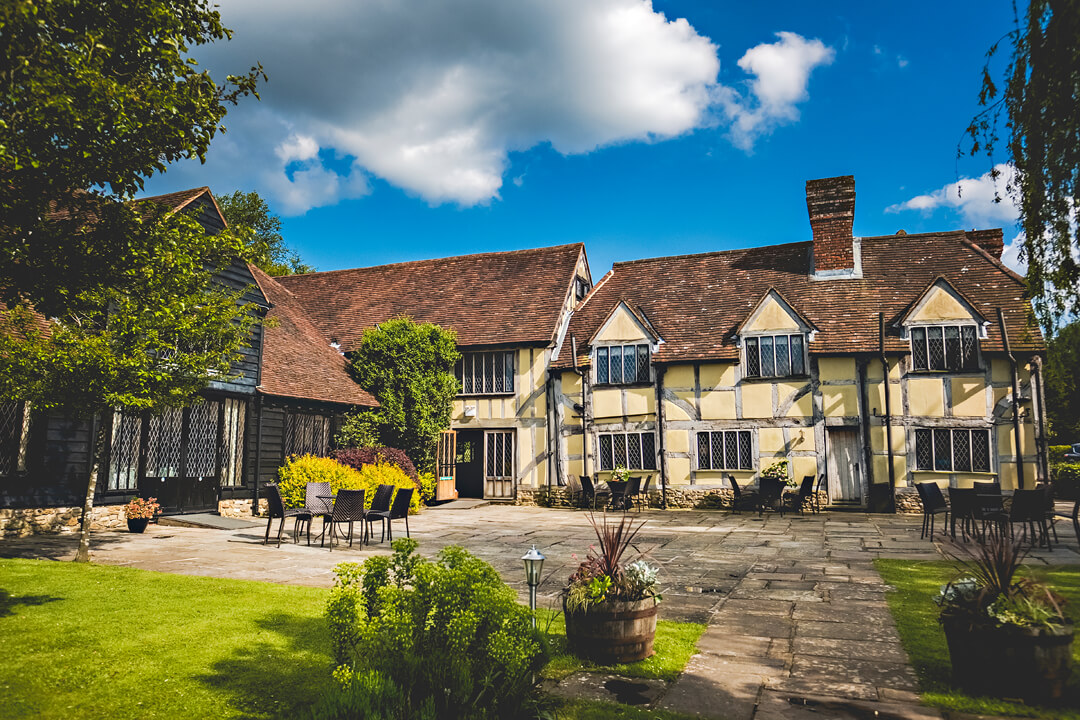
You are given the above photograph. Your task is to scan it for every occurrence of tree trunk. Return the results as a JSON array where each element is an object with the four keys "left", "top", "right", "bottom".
[{"left": 75, "top": 415, "right": 108, "bottom": 563}]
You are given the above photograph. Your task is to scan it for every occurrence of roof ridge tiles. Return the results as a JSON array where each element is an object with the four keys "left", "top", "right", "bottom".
[{"left": 609, "top": 240, "right": 812, "bottom": 268}]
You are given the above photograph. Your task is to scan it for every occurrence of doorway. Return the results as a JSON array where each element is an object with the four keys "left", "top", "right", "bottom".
[
  {"left": 484, "top": 430, "right": 514, "bottom": 499},
  {"left": 827, "top": 427, "right": 862, "bottom": 505},
  {"left": 454, "top": 430, "right": 484, "bottom": 498}
]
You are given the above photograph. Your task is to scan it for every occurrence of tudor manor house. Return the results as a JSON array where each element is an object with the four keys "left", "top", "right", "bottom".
[{"left": 0, "top": 175, "right": 1048, "bottom": 532}]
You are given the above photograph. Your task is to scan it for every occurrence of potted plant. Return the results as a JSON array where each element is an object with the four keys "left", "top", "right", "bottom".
[
  {"left": 123, "top": 497, "right": 160, "bottom": 533},
  {"left": 760, "top": 459, "right": 796, "bottom": 489},
  {"left": 936, "top": 533, "right": 1074, "bottom": 703},
  {"left": 562, "top": 512, "right": 661, "bottom": 664}
]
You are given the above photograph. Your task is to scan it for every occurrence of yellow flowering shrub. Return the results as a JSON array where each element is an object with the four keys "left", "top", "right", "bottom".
[
  {"left": 277, "top": 455, "right": 422, "bottom": 514},
  {"left": 356, "top": 461, "right": 421, "bottom": 514}
]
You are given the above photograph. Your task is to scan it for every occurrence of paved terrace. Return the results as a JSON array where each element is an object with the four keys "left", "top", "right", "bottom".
[{"left": 2, "top": 505, "right": 1077, "bottom": 719}]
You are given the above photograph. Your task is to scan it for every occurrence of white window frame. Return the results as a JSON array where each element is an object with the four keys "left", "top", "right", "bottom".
[
  {"left": 595, "top": 344, "right": 651, "bottom": 385},
  {"left": 908, "top": 323, "right": 981, "bottom": 372},
  {"left": 743, "top": 333, "right": 807, "bottom": 379},
  {"left": 914, "top": 427, "right": 992, "bottom": 472},
  {"left": 456, "top": 351, "right": 515, "bottom": 396},
  {"left": 696, "top": 430, "right": 755, "bottom": 471}
]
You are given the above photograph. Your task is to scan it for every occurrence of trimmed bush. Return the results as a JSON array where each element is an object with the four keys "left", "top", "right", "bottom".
[
  {"left": 1050, "top": 445, "right": 1072, "bottom": 465},
  {"left": 320, "top": 539, "right": 547, "bottom": 720},
  {"left": 1051, "top": 462, "right": 1080, "bottom": 500},
  {"left": 331, "top": 446, "right": 419, "bottom": 486},
  {"left": 417, "top": 471, "right": 437, "bottom": 505},
  {"left": 277, "top": 455, "right": 362, "bottom": 508},
  {"left": 277, "top": 455, "right": 420, "bottom": 514}
]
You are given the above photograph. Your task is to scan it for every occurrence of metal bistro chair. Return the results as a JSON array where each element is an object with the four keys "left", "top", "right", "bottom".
[
  {"left": 262, "top": 483, "right": 310, "bottom": 547},
  {"left": 786, "top": 475, "right": 816, "bottom": 514},
  {"left": 948, "top": 487, "right": 980, "bottom": 542},
  {"left": 1008, "top": 488, "right": 1051, "bottom": 550},
  {"left": 757, "top": 476, "right": 786, "bottom": 517},
  {"left": 634, "top": 476, "right": 653, "bottom": 511},
  {"left": 813, "top": 474, "right": 828, "bottom": 512},
  {"left": 728, "top": 475, "right": 757, "bottom": 514},
  {"left": 300, "top": 481, "right": 332, "bottom": 545},
  {"left": 326, "top": 489, "right": 365, "bottom": 551},
  {"left": 367, "top": 487, "right": 414, "bottom": 542},
  {"left": 565, "top": 475, "right": 584, "bottom": 508},
  {"left": 580, "top": 475, "right": 611, "bottom": 510},
  {"left": 915, "top": 482, "right": 949, "bottom": 540},
  {"left": 1054, "top": 497, "right": 1080, "bottom": 545},
  {"left": 612, "top": 476, "right": 641, "bottom": 512}
]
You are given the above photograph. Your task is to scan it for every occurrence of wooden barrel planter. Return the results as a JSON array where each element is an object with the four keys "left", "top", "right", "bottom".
[
  {"left": 563, "top": 597, "right": 658, "bottom": 664},
  {"left": 942, "top": 614, "right": 1074, "bottom": 703}
]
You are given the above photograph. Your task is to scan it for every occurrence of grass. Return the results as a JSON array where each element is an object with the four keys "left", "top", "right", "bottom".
[
  {"left": 0, "top": 559, "right": 705, "bottom": 719},
  {"left": 0, "top": 558, "right": 334, "bottom": 720},
  {"left": 538, "top": 607, "right": 706, "bottom": 682},
  {"left": 875, "top": 559, "right": 1080, "bottom": 719}
]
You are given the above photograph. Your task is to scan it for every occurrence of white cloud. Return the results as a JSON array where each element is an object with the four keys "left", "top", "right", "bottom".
[
  {"left": 1001, "top": 233, "right": 1026, "bottom": 273},
  {"left": 714, "top": 32, "right": 835, "bottom": 152},
  {"left": 149, "top": 2, "right": 833, "bottom": 212},
  {"left": 886, "top": 164, "right": 1020, "bottom": 228}
]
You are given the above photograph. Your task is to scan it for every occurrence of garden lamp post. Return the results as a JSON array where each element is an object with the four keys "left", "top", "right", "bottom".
[{"left": 522, "top": 545, "right": 545, "bottom": 627}]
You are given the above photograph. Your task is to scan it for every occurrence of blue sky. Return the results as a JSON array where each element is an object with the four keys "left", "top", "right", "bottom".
[{"left": 146, "top": 1, "right": 1024, "bottom": 278}]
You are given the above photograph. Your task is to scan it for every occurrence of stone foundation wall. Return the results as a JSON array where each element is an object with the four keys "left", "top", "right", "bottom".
[
  {"left": 0, "top": 504, "right": 127, "bottom": 538},
  {"left": 516, "top": 486, "right": 828, "bottom": 512},
  {"left": 218, "top": 498, "right": 267, "bottom": 518},
  {"left": 893, "top": 489, "right": 922, "bottom": 514}
]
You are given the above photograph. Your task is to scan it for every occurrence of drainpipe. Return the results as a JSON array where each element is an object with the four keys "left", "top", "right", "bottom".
[
  {"left": 997, "top": 308, "right": 1025, "bottom": 489},
  {"left": 879, "top": 314, "right": 897, "bottom": 491},
  {"left": 571, "top": 337, "right": 590, "bottom": 480},
  {"left": 654, "top": 364, "right": 668, "bottom": 509},
  {"left": 1031, "top": 355, "right": 1049, "bottom": 484},
  {"left": 253, "top": 394, "right": 263, "bottom": 516}
]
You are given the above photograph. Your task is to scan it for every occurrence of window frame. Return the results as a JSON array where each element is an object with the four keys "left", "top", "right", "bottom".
[
  {"left": 597, "top": 431, "right": 657, "bottom": 471},
  {"left": 742, "top": 333, "right": 807, "bottom": 379},
  {"left": 908, "top": 323, "right": 981, "bottom": 372},
  {"left": 455, "top": 350, "right": 516, "bottom": 396},
  {"left": 914, "top": 427, "right": 992, "bottom": 473},
  {"left": 696, "top": 430, "right": 755, "bottom": 471},
  {"left": 594, "top": 344, "right": 651, "bottom": 386}
]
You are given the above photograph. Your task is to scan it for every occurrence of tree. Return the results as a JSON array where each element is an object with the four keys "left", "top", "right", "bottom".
[
  {"left": 339, "top": 318, "right": 460, "bottom": 472},
  {"left": 216, "top": 190, "right": 315, "bottom": 275},
  {"left": 0, "top": 0, "right": 264, "bottom": 560},
  {"left": 1045, "top": 319, "right": 1080, "bottom": 442},
  {"left": 0, "top": 0, "right": 264, "bottom": 313},
  {"left": 965, "top": 1, "right": 1080, "bottom": 328}
]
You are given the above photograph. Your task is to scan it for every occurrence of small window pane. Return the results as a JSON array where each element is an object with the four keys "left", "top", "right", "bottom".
[
  {"left": 746, "top": 338, "right": 760, "bottom": 377},
  {"left": 961, "top": 326, "right": 977, "bottom": 369},
  {"left": 790, "top": 335, "right": 804, "bottom": 375},
  {"left": 610, "top": 347, "right": 623, "bottom": 384},
  {"left": 612, "top": 433, "right": 627, "bottom": 468},
  {"left": 711, "top": 432, "right": 724, "bottom": 469},
  {"left": 933, "top": 428, "right": 952, "bottom": 471},
  {"left": 597, "top": 347, "right": 609, "bottom": 384},
  {"left": 953, "top": 429, "right": 971, "bottom": 472},
  {"left": 599, "top": 434, "right": 613, "bottom": 470},
  {"left": 944, "top": 327, "right": 961, "bottom": 371},
  {"left": 911, "top": 327, "right": 928, "bottom": 370},
  {"left": 738, "top": 431, "right": 752, "bottom": 470},
  {"left": 504, "top": 352, "right": 514, "bottom": 393},
  {"left": 775, "top": 336, "right": 791, "bottom": 376},
  {"left": 641, "top": 434, "right": 656, "bottom": 469},
  {"left": 927, "top": 327, "right": 945, "bottom": 371},
  {"left": 760, "top": 336, "right": 775, "bottom": 377},
  {"left": 724, "top": 432, "right": 738, "bottom": 469},
  {"left": 494, "top": 353, "right": 504, "bottom": 393},
  {"left": 697, "top": 432, "right": 711, "bottom": 469},
  {"left": 636, "top": 345, "right": 650, "bottom": 382},
  {"left": 624, "top": 345, "right": 637, "bottom": 384},
  {"left": 972, "top": 430, "right": 990, "bottom": 472},
  {"left": 628, "top": 433, "right": 642, "bottom": 468},
  {"left": 915, "top": 429, "right": 932, "bottom": 470}
]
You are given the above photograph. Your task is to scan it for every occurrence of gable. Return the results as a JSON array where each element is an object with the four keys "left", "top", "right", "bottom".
[
  {"left": 740, "top": 290, "right": 812, "bottom": 334},
  {"left": 592, "top": 302, "right": 655, "bottom": 344},
  {"left": 904, "top": 279, "right": 984, "bottom": 325}
]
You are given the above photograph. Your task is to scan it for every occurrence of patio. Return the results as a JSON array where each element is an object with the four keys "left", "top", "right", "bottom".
[{"left": 2, "top": 504, "right": 1077, "bottom": 719}]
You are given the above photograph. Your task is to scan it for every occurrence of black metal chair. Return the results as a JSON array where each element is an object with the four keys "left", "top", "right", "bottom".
[
  {"left": 580, "top": 475, "right": 610, "bottom": 510},
  {"left": 565, "top": 475, "right": 584, "bottom": 507},
  {"left": 327, "top": 489, "right": 366, "bottom": 551},
  {"left": 728, "top": 475, "right": 757, "bottom": 513},
  {"left": 757, "top": 476, "right": 786, "bottom": 517},
  {"left": 1054, "top": 497, "right": 1080, "bottom": 545},
  {"left": 1008, "top": 488, "right": 1051, "bottom": 549},
  {"left": 786, "top": 475, "right": 816, "bottom": 514},
  {"left": 613, "top": 476, "right": 641, "bottom": 512},
  {"left": 813, "top": 474, "right": 828, "bottom": 512},
  {"left": 634, "top": 476, "right": 652, "bottom": 511},
  {"left": 300, "top": 481, "right": 332, "bottom": 545},
  {"left": 948, "top": 487, "right": 979, "bottom": 541},
  {"left": 262, "top": 483, "right": 310, "bottom": 547},
  {"left": 367, "top": 487, "right": 414, "bottom": 542},
  {"left": 973, "top": 481, "right": 1003, "bottom": 495},
  {"left": 915, "top": 482, "right": 949, "bottom": 539}
]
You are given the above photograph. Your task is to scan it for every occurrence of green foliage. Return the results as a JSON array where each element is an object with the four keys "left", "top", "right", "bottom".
[
  {"left": 564, "top": 514, "right": 660, "bottom": 614},
  {"left": 277, "top": 456, "right": 420, "bottom": 513},
  {"left": 964, "top": 2, "right": 1080, "bottom": 328},
  {"left": 418, "top": 471, "right": 437, "bottom": 504},
  {"left": 1046, "top": 321, "right": 1080, "bottom": 442},
  {"left": 1051, "top": 446, "right": 1073, "bottom": 465},
  {"left": 1052, "top": 463, "right": 1080, "bottom": 500},
  {"left": 323, "top": 540, "right": 547, "bottom": 720},
  {"left": 760, "top": 458, "right": 794, "bottom": 487},
  {"left": 216, "top": 190, "right": 314, "bottom": 276},
  {"left": 344, "top": 317, "right": 461, "bottom": 472}
]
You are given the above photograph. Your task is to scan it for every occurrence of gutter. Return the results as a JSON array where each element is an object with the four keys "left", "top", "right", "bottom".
[
  {"left": 654, "top": 364, "right": 668, "bottom": 509},
  {"left": 879, "top": 313, "right": 896, "bottom": 491},
  {"left": 571, "top": 336, "right": 590, "bottom": 480},
  {"left": 997, "top": 308, "right": 1026, "bottom": 489}
]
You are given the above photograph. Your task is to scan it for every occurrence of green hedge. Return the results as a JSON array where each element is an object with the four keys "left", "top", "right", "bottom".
[
  {"left": 1050, "top": 445, "right": 1072, "bottom": 465},
  {"left": 1051, "top": 462, "right": 1080, "bottom": 500},
  {"left": 277, "top": 455, "right": 421, "bottom": 513}
]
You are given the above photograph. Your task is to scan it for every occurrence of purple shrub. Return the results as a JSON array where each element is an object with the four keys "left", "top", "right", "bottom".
[{"left": 331, "top": 446, "right": 419, "bottom": 489}]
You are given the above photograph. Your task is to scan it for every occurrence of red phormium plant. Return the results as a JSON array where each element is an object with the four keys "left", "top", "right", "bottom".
[{"left": 585, "top": 511, "right": 646, "bottom": 581}]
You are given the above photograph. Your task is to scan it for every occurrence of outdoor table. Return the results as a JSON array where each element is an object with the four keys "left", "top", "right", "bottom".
[
  {"left": 975, "top": 493, "right": 1008, "bottom": 535},
  {"left": 606, "top": 481, "right": 630, "bottom": 510}
]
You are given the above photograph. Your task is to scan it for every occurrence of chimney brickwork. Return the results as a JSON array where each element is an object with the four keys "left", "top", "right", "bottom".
[
  {"left": 806, "top": 175, "right": 857, "bottom": 277},
  {"left": 965, "top": 228, "right": 1005, "bottom": 259}
]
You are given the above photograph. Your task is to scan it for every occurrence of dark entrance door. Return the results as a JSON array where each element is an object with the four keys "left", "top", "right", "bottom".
[
  {"left": 455, "top": 430, "right": 484, "bottom": 498},
  {"left": 140, "top": 402, "right": 222, "bottom": 514}
]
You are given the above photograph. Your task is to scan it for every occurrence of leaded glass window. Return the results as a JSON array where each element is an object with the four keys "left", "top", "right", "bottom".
[
  {"left": 595, "top": 345, "right": 650, "bottom": 384},
  {"left": 598, "top": 432, "right": 657, "bottom": 470},
  {"left": 455, "top": 351, "right": 515, "bottom": 395},
  {"left": 0, "top": 401, "right": 31, "bottom": 477},
  {"left": 285, "top": 411, "right": 331, "bottom": 457},
  {"left": 909, "top": 324, "right": 979, "bottom": 371},
  {"left": 696, "top": 430, "right": 754, "bottom": 470},
  {"left": 914, "top": 428, "right": 991, "bottom": 472},
  {"left": 744, "top": 334, "right": 806, "bottom": 378}
]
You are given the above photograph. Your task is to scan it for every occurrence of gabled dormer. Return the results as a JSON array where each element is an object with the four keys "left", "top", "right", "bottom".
[
  {"left": 899, "top": 277, "right": 988, "bottom": 372},
  {"left": 736, "top": 289, "right": 815, "bottom": 379},
  {"left": 589, "top": 300, "right": 662, "bottom": 386}
]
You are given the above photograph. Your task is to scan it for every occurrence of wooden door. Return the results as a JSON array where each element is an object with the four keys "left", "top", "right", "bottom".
[
  {"left": 435, "top": 430, "right": 457, "bottom": 501},
  {"left": 827, "top": 428, "right": 861, "bottom": 503},
  {"left": 484, "top": 430, "right": 514, "bottom": 499}
]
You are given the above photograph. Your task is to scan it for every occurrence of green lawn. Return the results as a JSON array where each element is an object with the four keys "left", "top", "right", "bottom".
[
  {"left": 0, "top": 559, "right": 704, "bottom": 719},
  {"left": 875, "top": 559, "right": 1080, "bottom": 719}
]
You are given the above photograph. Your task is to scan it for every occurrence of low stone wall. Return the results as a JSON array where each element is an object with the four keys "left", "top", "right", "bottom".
[
  {"left": 516, "top": 486, "right": 828, "bottom": 512},
  {"left": 894, "top": 489, "right": 922, "bottom": 514},
  {"left": 0, "top": 504, "right": 127, "bottom": 538},
  {"left": 218, "top": 498, "right": 267, "bottom": 518}
]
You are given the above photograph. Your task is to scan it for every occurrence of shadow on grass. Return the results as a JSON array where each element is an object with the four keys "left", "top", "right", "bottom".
[
  {"left": 196, "top": 611, "right": 335, "bottom": 720},
  {"left": 0, "top": 588, "right": 61, "bottom": 618}
]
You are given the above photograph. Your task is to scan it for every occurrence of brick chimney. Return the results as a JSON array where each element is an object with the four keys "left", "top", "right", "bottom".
[
  {"left": 807, "top": 175, "right": 860, "bottom": 279},
  {"left": 965, "top": 228, "right": 1005, "bottom": 259}
]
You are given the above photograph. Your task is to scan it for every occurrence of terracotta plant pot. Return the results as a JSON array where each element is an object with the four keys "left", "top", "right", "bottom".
[
  {"left": 126, "top": 518, "right": 150, "bottom": 533},
  {"left": 941, "top": 613, "right": 1074, "bottom": 703},
  {"left": 563, "top": 596, "right": 658, "bottom": 664}
]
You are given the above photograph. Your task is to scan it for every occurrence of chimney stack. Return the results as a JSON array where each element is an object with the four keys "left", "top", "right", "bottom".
[
  {"left": 806, "top": 175, "right": 859, "bottom": 279},
  {"left": 965, "top": 228, "right": 1005, "bottom": 259}
]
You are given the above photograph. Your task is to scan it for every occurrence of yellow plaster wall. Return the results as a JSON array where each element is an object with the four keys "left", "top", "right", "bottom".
[
  {"left": 866, "top": 358, "right": 902, "bottom": 381},
  {"left": 908, "top": 377, "right": 945, "bottom": 416},
  {"left": 592, "top": 388, "right": 622, "bottom": 420},
  {"left": 818, "top": 358, "right": 856, "bottom": 382},
  {"left": 625, "top": 388, "right": 654, "bottom": 417},
  {"left": 743, "top": 296, "right": 801, "bottom": 332},
  {"left": 667, "top": 456, "right": 691, "bottom": 485},
  {"left": 562, "top": 371, "right": 582, "bottom": 395},
  {"left": 951, "top": 378, "right": 986, "bottom": 417},
  {"left": 870, "top": 425, "right": 906, "bottom": 454},
  {"left": 566, "top": 458, "right": 584, "bottom": 478},
  {"left": 822, "top": 386, "right": 858, "bottom": 417},
  {"left": 700, "top": 390, "right": 736, "bottom": 419},
  {"left": 741, "top": 383, "right": 774, "bottom": 419},
  {"left": 665, "top": 396, "right": 692, "bottom": 422},
  {"left": 666, "top": 429, "right": 689, "bottom": 454},
  {"left": 787, "top": 392, "right": 813, "bottom": 418},
  {"left": 991, "top": 359, "right": 1012, "bottom": 384},
  {"left": 791, "top": 456, "right": 818, "bottom": 480},
  {"left": 665, "top": 365, "right": 695, "bottom": 388},
  {"left": 758, "top": 428, "right": 786, "bottom": 454},
  {"left": 789, "top": 428, "right": 815, "bottom": 451},
  {"left": 594, "top": 305, "right": 649, "bottom": 342},
  {"left": 909, "top": 287, "right": 973, "bottom": 322},
  {"left": 997, "top": 424, "right": 1014, "bottom": 455},
  {"left": 870, "top": 382, "right": 903, "bottom": 418},
  {"left": 700, "top": 363, "right": 736, "bottom": 389}
]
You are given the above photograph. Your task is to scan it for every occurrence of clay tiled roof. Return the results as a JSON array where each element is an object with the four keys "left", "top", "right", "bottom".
[
  {"left": 249, "top": 266, "right": 378, "bottom": 407},
  {"left": 276, "top": 244, "right": 586, "bottom": 351},
  {"left": 555, "top": 231, "right": 1043, "bottom": 369}
]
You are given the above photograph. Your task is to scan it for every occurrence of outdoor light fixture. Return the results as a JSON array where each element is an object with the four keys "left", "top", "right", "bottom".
[{"left": 522, "top": 545, "right": 545, "bottom": 627}]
